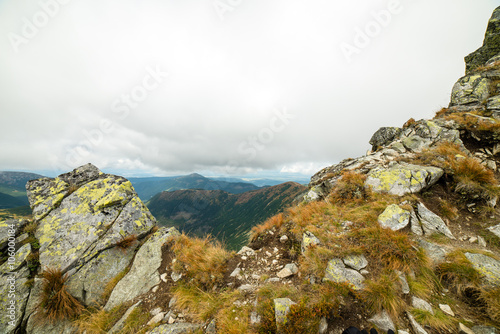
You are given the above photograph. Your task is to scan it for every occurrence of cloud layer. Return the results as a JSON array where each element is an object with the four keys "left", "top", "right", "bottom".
[{"left": 0, "top": 0, "right": 497, "bottom": 176}]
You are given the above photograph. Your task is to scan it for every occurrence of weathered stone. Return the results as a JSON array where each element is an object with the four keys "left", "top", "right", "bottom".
[
  {"left": 26, "top": 177, "right": 70, "bottom": 221},
  {"left": 396, "top": 270, "right": 410, "bottom": 294},
  {"left": 323, "top": 258, "right": 365, "bottom": 290},
  {"left": 301, "top": 231, "right": 320, "bottom": 253},
  {"left": 147, "top": 323, "right": 202, "bottom": 334},
  {"left": 343, "top": 254, "right": 368, "bottom": 271},
  {"left": 416, "top": 203, "right": 455, "bottom": 239},
  {"left": 0, "top": 267, "right": 31, "bottom": 333},
  {"left": 478, "top": 236, "right": 487, "bottom": 248},
  {"left": 459, "top": 323, "right": 475, "bottom": 334},
  {"left": 412, "top": 296, "right": 434, "bottom": 315},
  {"left": 407, "top": 312, "right": 429, "bottom": 334},
  {"left": 318, "top": 317, "right": 328, "bottom": 334},
  {"left": 230, "top": 267, "right": 242, "bottom": 278},
  {"left": 410, "top": 209, "right": 424, "bottom": 236},
  {"left": 378, "top": 204, "right": 411, "bottom": 231},
  {"left": 25, "top": 315, "right": 78, "bottom": 334},
  {"left": 369, "top": 127, "right": 402, "bottom": 150},
  {"left": 237, "top": 246, "right": 255, "bottom": 256},
  {"left": 439, "top": 304, "right": 454, "bottom": 317},
  {"left": 280, "top": 235, "right": 288, "bottom": 243},
  {"left": 34, "top": 170, "right": 156, "bottom": 272},
  {"left": 171, "top": 272, "right": 182, "bottom": 282},
  {"left": 0, "top": 243, "right": 31, "bottom": 273},
  {"left": 487, "top": 95, "right": 500, "bottom": 110},
  {"left": 277, "top": 263, "right": 298, "bottom": 278},
  {"left": 464, "top": 252, "right": 500, "bottom": 286},
  {"left": 488, "top": 223, "right": 500, "bottom": 238},
  {"left": 274, "top": 298, "right": 295, "bottom": 329},
  {"left": 471, "top": 325, "right": 499, "bottom": 334},
  {"left": 67, "top": 241, "right": 138, "bottom": 306},
  {"left": 367, "top": 310, "right": 395, "bottom": 332},
  {"left": 105, "top": 227, "right": 180, "bottom": 310},
  {"left": 0, "top": 219, "right": 28, "bottom": 250},
  {"left": 451, "top": 75, "right": 491, "bottom": 105},
  {"left": 418, "top": 240, "right": 447, "bottom": 265},
  {"left": 402, "top": 135, "right": 428, "bottom": 152},
  {"left": 365, "top": 163, "right": 443, "bottom": 196},
  {"left": 206, "top": 319, "right": 217, "bottom": 334},
  {"left": 147, "top": 312, "right": 166, "bottom": 326},
  {"left": 238, "top": 284, "right": 256, "bottom": 292}
]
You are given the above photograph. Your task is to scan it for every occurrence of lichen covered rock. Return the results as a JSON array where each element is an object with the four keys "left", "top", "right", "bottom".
[
  {"left": 323, "top": 258, "right": 365, "bottom": 290},
  {"left": 451, "top": 75, "right": 491, "bottom": 106},
  {"left": 365, "top": 163, "right": 443, "bottom": 196},
  {"left": 464, "top": 252, "right": 500, "bottom": 287},
  {"left": 377, "top": 204, "right": 411, "bottom": 231},
  {"left": 105, "top": 227, "right": 180, "bottom": 310}
]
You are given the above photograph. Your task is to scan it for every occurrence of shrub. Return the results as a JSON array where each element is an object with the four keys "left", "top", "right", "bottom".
[{"left": 37, "top": 268, "right": 84, "bottom": 322}]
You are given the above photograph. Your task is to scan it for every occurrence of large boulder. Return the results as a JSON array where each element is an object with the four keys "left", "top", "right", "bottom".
[
  {"left": 104, "top": 227, "right": 180, "bottom": 310},
  {"left": 365, "top": 163, "right": 443, "bottom": 196},
  {"left": 450, "top": 75, "right": 491, "bottom": 106},
  {"left": 0, "top": 267, "right": 31, "bottom": 334},
  {"left": 416, "top": 203, "right": 455, "bottom": 239},
  {"left": 31, "top": 167, "right": 156, "bottom": 273},
  {"left": 465, "top": 6, "right": 500, "bottom": 73},
  {"left": 369, "top": 127, "right": 402, "bottom": 150}
]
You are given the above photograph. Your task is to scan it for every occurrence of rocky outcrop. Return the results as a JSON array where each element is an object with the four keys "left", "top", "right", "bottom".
[
  {"left": 465, "top": 7, "right": 500, "bottom": 73},
  {"left": 0, "top": 164, "right": 186, "bottom": 334}
]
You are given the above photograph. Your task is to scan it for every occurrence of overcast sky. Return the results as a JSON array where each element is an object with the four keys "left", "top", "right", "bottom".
[{"left": 0, "top": 1, "right": 497, "bottom": 178}]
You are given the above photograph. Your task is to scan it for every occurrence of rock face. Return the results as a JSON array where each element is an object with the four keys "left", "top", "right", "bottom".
[
  {"left": 105, "top": 227, "right": 180, "bottom": 310},
  {"left": 465, "top": 7, "right": 500, "bottom": 73},
  {"left": 365, "top": 163, "right": 443, "bottom": 196}
]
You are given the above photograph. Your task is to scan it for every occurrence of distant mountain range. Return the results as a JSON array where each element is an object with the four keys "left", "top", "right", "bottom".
[
  {"left": 147, "top": 181, "right": 308, "bottom": 250},
  {"left": 0, "top": 171, "right": 43, "bottom": 209},
  {"left": 129, "top": 173, "right": 263, "bottom": 201}
]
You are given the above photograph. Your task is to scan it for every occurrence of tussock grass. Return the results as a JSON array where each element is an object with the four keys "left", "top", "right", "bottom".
[
  {"left": 436, "top": 251, "right": 482, "bottom": 296},
  {"left": 250, "top": 213, "right": 285, "bottom": 241},
  {"left": 76, "top": 305, "right": 127, "bottom": 334},
  {"left": 352, "top": 225, "right": 422, "bottom": 272},
  {"left": 22, "top": 221, "right": 38, "bottom": 235},
  {"left": 329, "top": 171, "right": 369, "bottom": 204},
  {"left": 437, "top": 198, "right": 459, "bottom": 221},
  {"left": 410, "top": 309, "right": 455, "bottom": 332},
  {"left": 171, "top": 234, "right": 232, "bottom": 290},
  {"left": 362, "top": 270, "right": 406, "bottom": 318},
  {"left": 37, "top": 268, "right": 84, "bottom": 322},
  {"left": 480, "top": 287, "right": 500, "bottom": 322}
]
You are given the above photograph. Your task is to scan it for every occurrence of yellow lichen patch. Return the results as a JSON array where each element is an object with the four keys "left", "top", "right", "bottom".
[{"left": 95, "top": 181, "right": 134, "bottom": 210}]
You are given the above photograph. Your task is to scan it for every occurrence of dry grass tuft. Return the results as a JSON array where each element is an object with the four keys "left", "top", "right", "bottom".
[
  {"left": 115, "top": 234, "right": 137, "bottom": 249},
  {"left": 330, "top": 171, "right": 369, "bottom": 204},
  {"left": 76, "top": 305, "right": 127, "bottom": 334},
  {"left": 480, "top": 287, "right": 500, "bottom": 322},
  {"left": 37, "top": 268, "right": 84, "bottom": 322},
  {"left": 410, "top": 309, "right": 455, "bottom": 332},
  {"left": 171, "top": 234, "right": 232, "bottom": 290},
  {"left": 362, "top": 270, "right": 406, "bottom": 318},
  {"left": 250, "top": 213, "right": 285, "bottom": 241},
  {"left": 436, "top": 251, "right": 482, "bottom": 296}
]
